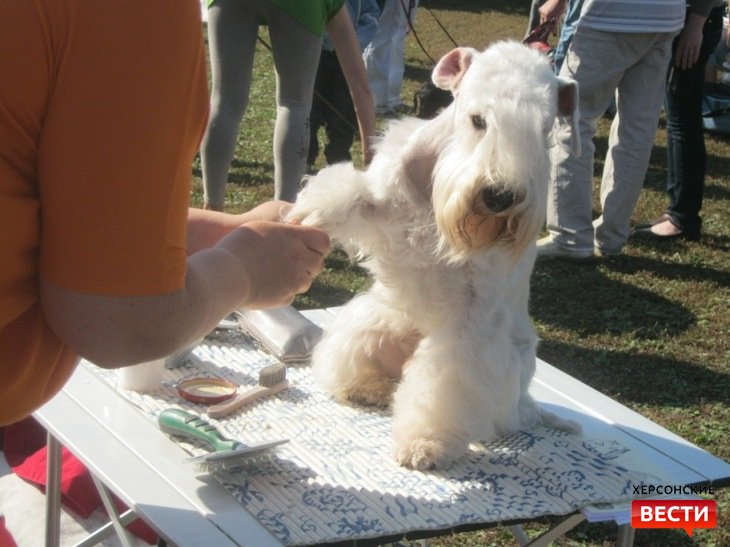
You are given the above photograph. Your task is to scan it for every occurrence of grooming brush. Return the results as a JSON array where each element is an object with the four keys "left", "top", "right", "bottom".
[
  {"left": 207, "top": 362, "right": 289, "bottom": 419},
  {"left": 158, "top": 408, "right": 288, "bottom": 473}
]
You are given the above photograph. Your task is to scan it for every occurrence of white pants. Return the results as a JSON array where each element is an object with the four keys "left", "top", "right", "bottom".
[
  {"left": 363, "top": 0, "right": 418, "bottom": 111},
  {"left": 548, "top": 26, "right": 675, "bottom": 253}
]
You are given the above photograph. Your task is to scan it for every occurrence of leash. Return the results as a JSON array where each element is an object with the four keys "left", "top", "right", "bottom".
[
  {"left": 522, "top": 16, "right": 557, "bottom": 46},
  {"left": 425, "top": 6, "right": 459, "bottom": 49},
  {"left": 400, "top": 0, "right": 439, "bottom": 65}
]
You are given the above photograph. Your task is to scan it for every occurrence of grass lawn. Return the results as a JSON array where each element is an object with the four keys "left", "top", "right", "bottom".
[{"left": 192, "top": 1, "right": 729, "bottom": 544}]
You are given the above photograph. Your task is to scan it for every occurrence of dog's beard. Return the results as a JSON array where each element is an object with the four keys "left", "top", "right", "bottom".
[
  {"left": 459, "top": 211, "right": 508, "bottom": 250},
  {"left": 432, "top": 109, "right": 550, "bottom": 262},
  {"left": 432, "top": 158, "right": 528, "bottom": 260}
]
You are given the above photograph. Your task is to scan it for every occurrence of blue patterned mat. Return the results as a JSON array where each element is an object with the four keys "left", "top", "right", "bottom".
[{"left": 93, "top": 329, "right": 659, "bottom": 546}]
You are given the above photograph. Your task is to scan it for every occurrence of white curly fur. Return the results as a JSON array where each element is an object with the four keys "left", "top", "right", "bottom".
[{"left": 290, "top": 41, "right": 581, "bottom": 470}]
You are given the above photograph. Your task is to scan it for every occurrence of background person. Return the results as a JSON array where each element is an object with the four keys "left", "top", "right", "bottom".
[
  {"left": 537, "top": 0, "right": 687, "bottom": 259},
  {"left": 308, "top": 0, "right": 381, "bottom": 169},
  {"left": 201, "top": 0, "right": 376, "bottom": 208},
  {"left": 538, "top": 0, "right": 585, "bottom": 74},
  {"left": 632, "top": 0, "right": 726, "bottom": 241},
  {"left": 363, "top": 0, "right": 419, "bottom": 114}
]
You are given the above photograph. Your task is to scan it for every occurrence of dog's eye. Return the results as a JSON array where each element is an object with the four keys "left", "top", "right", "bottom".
[
  {"left": 482, "top": 187, "right": 515, "bottom": 212},
  {"left": 471, "top": 115, "right": 487, "bottom": 131}
]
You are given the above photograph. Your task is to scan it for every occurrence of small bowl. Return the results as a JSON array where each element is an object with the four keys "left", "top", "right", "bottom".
[{"left": 177, "top": 377, "right": 237, "bottom": 405}]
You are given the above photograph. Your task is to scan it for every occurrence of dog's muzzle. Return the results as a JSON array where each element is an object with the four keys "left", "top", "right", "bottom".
[{"left": 482, "top": 187, "right": 516, "bottom": 213}]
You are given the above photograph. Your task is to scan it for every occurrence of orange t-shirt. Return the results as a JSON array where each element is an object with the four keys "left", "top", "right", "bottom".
[{"left": 0, "top": 0, "right": 209, "bottom": 425}]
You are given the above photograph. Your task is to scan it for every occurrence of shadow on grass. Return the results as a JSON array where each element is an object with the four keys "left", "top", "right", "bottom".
[
  {"left": 531, "top": 254, "right": 730, "bottom": 406},
  {"left": 191, "top": 159, "right": 274, "bottom": 185},
  {"left": 405, "top": 64, "right": 434, "bottom": 84},
  {"left": 538, "top": 338, "right": 730, "bottom": 406},
  {"left": 607, "top": 249, "right": 730, "bottom": 284},
  {"left": 229, "top": 157, "right": 273, "bottom": 172},
  {"left": 531, "top": 258, "right": 696, "bottom": 338},
  {"left": 693, "top": 232, "right": 730, "bottom": 253},
  {"left": 704, "top": 180, "right": 730, "bottom": 201},
  {"left": 225, "top": 172, "right": 275, "bottom": 186}
]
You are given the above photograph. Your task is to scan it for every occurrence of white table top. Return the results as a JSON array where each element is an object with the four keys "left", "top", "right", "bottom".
[
  {"left": 34, "top": 363, "right": 280, "bottom": 546},
  {"left": 34, "top": 308, "right": 730, "bottom": 546}
]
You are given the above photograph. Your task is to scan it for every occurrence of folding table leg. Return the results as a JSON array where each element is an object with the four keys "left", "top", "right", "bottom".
[
  {"left": 523, "top": 513, "right": 585, "bottom": 547},
  {"left": 73, "top": 509, "right": 137, "bottom": 547},
  {"left": 89, "top": 474, "right": 137, "bottom": 547},
  {"left": 45, "top": 433, "right": 62, "bottom": 547},
  {"left": 616, "top": 523, "right": 635, "bottom": 547},
  {"left": 508, "top": 524, "right": 530, "bottom": 545}
]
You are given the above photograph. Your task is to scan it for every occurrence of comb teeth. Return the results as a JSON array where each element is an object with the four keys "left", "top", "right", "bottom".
[
  {"left": 189, "top": 439, "right": 289, "bottom": 474},
  {"left": 192, "top": 451, "right": 275, "bottom": 474},
  {"left": 259, "top": 362, "right": 286, "bottom": 387}
]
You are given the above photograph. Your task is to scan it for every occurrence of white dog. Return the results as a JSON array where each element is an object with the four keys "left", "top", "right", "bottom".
[{"left": 291, "top": 41, "right": 580, "bottom": 470}]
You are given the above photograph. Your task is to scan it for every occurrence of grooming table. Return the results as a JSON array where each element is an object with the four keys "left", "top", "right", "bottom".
[{"left": 34, "top": 308, "right": 730, "bottom": 546}]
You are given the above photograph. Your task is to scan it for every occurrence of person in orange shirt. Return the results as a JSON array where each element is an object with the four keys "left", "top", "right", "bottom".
[{"left": 0, "top": 0, "right": 330, "bottom": 426}]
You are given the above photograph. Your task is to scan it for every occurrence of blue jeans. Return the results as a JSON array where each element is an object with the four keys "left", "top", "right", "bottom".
[
  {"left": 664, "top": 6, "right": 724, "bottom": 237},
  {"left": 552, "top": 0, "right": 584, "bottom": 74}
]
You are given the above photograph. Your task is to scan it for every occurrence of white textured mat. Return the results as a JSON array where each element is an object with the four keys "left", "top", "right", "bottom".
[{"left": 87, "top": 329, "right": 657, "bottom": 546}]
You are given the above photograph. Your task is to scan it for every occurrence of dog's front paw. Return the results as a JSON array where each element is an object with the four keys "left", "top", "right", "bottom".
[
  {"left": 290, "top": 164, "right": 371, "bottom": 231},
  {"left": 288, "top": 192, "right": 341, "bottom": 229},
  {"left": 393, "top": 437, "right": 459, "bottom": 470}
]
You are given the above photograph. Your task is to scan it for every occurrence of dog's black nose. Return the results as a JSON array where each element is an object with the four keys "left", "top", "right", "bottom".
[{"left": 482, "top": 187, "right": 515, "bottom": 212}]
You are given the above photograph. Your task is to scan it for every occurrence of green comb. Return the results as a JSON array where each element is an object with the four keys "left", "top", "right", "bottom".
[{"left": 158, "top": 408, "right": 288, "bottom": 472}]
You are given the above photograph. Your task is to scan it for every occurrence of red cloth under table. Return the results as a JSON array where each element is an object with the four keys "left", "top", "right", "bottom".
[
  {"left": 3, "top": 417, "right": 158, "bottom": 545},
  {"left": 0, "top": 515, "right": 19, "bottom": 547}
]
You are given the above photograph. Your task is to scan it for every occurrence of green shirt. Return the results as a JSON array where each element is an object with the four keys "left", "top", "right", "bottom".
[{"left": 206, "top": 0, "right": 344, "bottom": 36}]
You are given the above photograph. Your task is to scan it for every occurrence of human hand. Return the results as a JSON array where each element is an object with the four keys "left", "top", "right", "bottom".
[
  {"left": 216, "top": 220, "right": 331, "bottom": 309},
  {"left": 675, "top": 15, "right": 705, "bottom": 70},
  {"left": 538, "top": 0, "right": 567, "bottom": 26},
  {"left": 240, "top": 200, "right": 292, "bottom": 223},
  {"left": 187, "top": 201, "right": 294, "bottom": 255}
]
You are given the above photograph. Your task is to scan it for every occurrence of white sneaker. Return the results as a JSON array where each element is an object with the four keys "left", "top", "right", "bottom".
[{"left": 536, "top": 236, "right": 594, "bottom": 260}]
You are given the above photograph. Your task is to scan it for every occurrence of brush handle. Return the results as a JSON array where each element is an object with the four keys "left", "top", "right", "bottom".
[
  {"left": 207, "top": 380, "right": 289, "bottom": 419},
  {"left": 158, "top": 408, "right": 240, "bottom": 452}
]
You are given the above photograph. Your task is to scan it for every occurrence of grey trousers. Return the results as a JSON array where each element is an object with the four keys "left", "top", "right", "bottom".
[
  {"left": 548, "top": 26, "right": 675, "bottom": 253},
  {"left": 201, "top": 0, "right": 322, "bottom": 206}
]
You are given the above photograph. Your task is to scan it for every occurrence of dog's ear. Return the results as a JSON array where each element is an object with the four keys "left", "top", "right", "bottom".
[
  {"left": 556, "top": 77, "right": 581, "bottom": 156},
  {"left": 432, "top": 47, "right": 478, "bottom": 95}
]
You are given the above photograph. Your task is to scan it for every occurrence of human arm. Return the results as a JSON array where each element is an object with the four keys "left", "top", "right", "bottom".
[
  {"left": 327, "top": 6, "right": 377, "bottom": 165},
  {"left": 538, "top": 0, "right": 568, "bottom": 25},
  {"left": 41, "top": 217, "right": 330, "bottom": 369},
  {"left": 186, "top": 201, "right": 293, "bottom": 254},
  {"left": 674, "top": 8, "right": 711, "bottom": 70}
]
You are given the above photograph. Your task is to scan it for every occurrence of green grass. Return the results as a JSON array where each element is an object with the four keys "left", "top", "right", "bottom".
[{"left": 194, "top": 2, "right": 730, "bottom": 544}]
